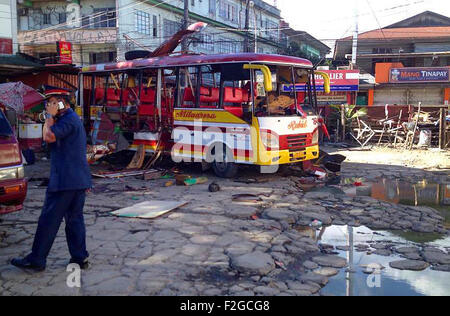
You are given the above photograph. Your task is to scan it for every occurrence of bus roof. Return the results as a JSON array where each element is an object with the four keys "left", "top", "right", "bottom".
[{"left": 81, "top": 53, "right": 314, "bottom": 73}]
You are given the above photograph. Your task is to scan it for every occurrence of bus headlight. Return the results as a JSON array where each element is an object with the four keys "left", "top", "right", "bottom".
[
  {"left": 312, "top": 129, "right": 319, "bottom": 145},
  {"left": 260, "top": 131, "right": 279, "bottom": 151}
]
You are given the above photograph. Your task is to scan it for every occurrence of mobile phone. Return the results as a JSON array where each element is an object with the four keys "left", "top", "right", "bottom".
[{"left": 58, "top": 101, "right": 65, "bottom": 110}]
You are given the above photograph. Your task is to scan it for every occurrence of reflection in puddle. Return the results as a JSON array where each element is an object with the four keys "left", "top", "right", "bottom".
[
  {"left": 343, "top": 178, "right": 449, "bottom": 206},
  {"left": 316, "top": 225, "right": 450, "bottom": 296},
  {"left": 341, "top": 178, "right": 450, "bottom": 228}
]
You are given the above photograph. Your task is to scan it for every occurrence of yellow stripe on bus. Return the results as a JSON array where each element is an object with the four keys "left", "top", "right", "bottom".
[{"left": 174, "top": 109, "right": 248, "bottom": 124}]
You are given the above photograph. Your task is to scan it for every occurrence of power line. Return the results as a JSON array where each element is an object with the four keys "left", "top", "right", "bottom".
[
  {"left": 366, "top": 0, "right": 388, "bottom": 42},
  {"left": 19, "top": 0, "right": 180, "bottom": 44}
]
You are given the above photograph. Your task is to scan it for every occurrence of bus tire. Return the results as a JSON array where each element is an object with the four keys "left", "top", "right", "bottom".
[{"left": 210, "top": 144, "right": 238, "bottom": 178}]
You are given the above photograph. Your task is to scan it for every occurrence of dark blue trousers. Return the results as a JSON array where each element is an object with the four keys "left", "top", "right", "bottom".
[{"left": 26, "top": 190, "right": 89, "bottom": 268}]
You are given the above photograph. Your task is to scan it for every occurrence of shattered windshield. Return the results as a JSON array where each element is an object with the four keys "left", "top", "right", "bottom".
[
  {"left": 254, "top": 66, "right": 314, "bottom": 117},
  {"left": 0, "top": 110, "right": 13, "bottom": 136}
]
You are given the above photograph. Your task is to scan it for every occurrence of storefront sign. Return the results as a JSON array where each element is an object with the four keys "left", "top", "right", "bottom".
[
  {"left": 56, "top": 41, "right": 73, "bottom": 64},
  {"left": 317, "top": 93, "right": 348, "bottom": 102},
  {"left": 282, "top": 70, "right": 360, "bottom": 92},
  {"left": 390, "top": 67, "right": 450, "bottom": 83},
  {"left": 19, "top": 29, "right": 118, "bottom": 45},
  {"left": 0, "top": 38, "right": 13, "bottom": 54}
]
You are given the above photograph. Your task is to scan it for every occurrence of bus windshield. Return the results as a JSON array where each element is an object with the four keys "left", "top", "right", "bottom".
[{"left": 254, "top": 65, "right": 316, "bottom": 117}]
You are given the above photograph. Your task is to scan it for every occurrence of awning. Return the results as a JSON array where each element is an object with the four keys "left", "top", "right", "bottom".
[{"left": 0, "top": 53, "right": 44, "bottom": 77}]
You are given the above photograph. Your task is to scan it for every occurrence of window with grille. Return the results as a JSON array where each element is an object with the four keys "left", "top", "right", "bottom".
[
  {"left": 92, "top": 8, "right": 116, "bottom": 28},
  {"left": 200, "top": 34, "right": 214, "bottom": 51},
  {"left": 218, "top": 0, "right": 237, "bottom": 22},
  {"left": 136, "top": 10, "right": 151, "bottom": 35},
  {"left": 164, "top": 19, "right": 181, "bottom": 39}
]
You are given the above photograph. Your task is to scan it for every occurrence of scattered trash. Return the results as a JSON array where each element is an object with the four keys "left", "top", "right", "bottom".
[
  {"left": 92, "top": 170, "right": 147, "bottom": 179},
  {"left": 126, "top": 145, "right": 145, "bottom": 170},
  {"left": 175, "top": 175, "right": 192, "bottom": 185},
  {"left": 316, "top": 151, "right": 346, "bottom": 173},
  {"left": 143, "top": 170, "right": 163, "bottom": 181},
  {"left": 208, "top": 183, "right": 221, "bottom": 193},
  {"left": 309, "top": 220, "right": 323, "bottom": 228},
  {"left": 234, "top": 178, "right": 270, "bottom": 184},
  {"left": 275, "top": 261, "right": 287, "bottom": 271},
  {"left": 111, "top": 200, "right": 188, "bottom": 219},
  {"left": 184, "top": 177, "right": 208, "bottom": 186},
  {"left": 232, "top": 194, "right": 263, "bottom": 204},
  {"left": 164, "top": 181, "right": 175, "bottom": 187},
  {"left": 418, "top": 130, "right": 432, "bottom": 148},
  {"left": 87, "top": 144, "right": 116, "bottom": 164}
]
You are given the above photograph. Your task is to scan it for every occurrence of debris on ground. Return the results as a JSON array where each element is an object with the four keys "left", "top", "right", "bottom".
[
  {"left": 175, "top": 174, "right": 192, "bottom": 185},
  {"left": 208, "top": 183, "right": 221, "bottom": 193},
  {"left": 126, "top": 145, "right": 146, "bottom": 169},
  {"left": 232, "top": 194, "right": 264, "bottom": 204},
  {"left": 184, "top": 177, "right": 208, "bottom": 186},
  {"left": 92, "top": 169, "right": 147, "bottom": 179},
  {"left": 111, "top": 200, "right": 188, "bottom": 219}
]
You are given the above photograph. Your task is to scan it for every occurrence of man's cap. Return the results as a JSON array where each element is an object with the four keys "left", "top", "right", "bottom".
[{"left": 44, "top": 88, "right": 71, "bottom": 100}]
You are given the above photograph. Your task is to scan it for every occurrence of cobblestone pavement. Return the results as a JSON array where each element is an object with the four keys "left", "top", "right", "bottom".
[{"left": 0, "top": 157, "right": 449, "bottom": 296}]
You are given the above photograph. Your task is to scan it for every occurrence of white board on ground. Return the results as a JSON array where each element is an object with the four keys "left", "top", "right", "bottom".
[{"left": 111, "top": 201, "right": 188, "bottom": 219}]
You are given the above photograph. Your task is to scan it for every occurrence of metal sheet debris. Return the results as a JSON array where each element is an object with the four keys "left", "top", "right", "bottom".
[
  {"left": 92, "top": 169, "right": 159, "bottom": 179},
  {"left": 111, "top": 200, "right": 188, "bottom": 219}
]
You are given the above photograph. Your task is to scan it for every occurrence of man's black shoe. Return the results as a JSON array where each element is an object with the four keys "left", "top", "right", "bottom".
[
  {"left": 69, "top": 258, "right": 89, "bottom": 270},
  {"left": 11, "top": 258, "right": 45, "bottom": 272}
]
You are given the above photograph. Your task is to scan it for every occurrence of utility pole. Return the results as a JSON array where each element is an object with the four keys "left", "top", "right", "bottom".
[
  {"left": 251, "top": 1, "right": 257, "bottom": 53},
  {"left": 244, "top": 0, "right": 251, "bottom": 53},
  {"left": 351, "top": 0, "right": 358, "bottom": 68},
  {"left": 182, "top": 0, "right": 189, "bottom": 51}
]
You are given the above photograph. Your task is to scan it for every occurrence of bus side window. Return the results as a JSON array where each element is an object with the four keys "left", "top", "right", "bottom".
[
  {"left": 177, "top": 67, "right": 199, "bottom": 108},
  {"left": 136, "top": 70, "right": 157, "bottom": 116},
  {"left": 199, "top": 65, "right": 220, "bottom": 109}
]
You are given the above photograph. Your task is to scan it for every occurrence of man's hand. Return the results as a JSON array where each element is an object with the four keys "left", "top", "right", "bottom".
[
  {"left": 43, "top": 117, "right": 56, "bottom": 143},
  {"left": 46, "top": 102, "right": 59, "bottom": 117}
]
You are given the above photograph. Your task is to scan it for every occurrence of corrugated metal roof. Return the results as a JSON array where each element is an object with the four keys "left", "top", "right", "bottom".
[{"left": 341, "top": 26, "right": 450, "bottom": 41}]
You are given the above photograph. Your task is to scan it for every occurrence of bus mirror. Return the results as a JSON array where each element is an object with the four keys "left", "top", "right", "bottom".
[
  {"left": 315, "top": 71, "right": 331, "bottom": 94},
  {"left": 243, "top": 64, "right": 273, "bottom": 92}
]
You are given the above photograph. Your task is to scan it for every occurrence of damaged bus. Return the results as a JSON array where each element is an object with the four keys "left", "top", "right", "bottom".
[{"left": 79, "top": 22, "right": 330, "bottom": 178}]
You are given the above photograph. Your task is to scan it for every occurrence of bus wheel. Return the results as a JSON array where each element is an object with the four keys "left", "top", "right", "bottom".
[{"left": 210, "top": 144, "right": 238, "bottom": 178}]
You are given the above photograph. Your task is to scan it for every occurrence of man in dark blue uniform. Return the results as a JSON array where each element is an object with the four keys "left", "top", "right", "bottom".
[{"left": 11, "top": 95, "right": 92, "bottom": 271}]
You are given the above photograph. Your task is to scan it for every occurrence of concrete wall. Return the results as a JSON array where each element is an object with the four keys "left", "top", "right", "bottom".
[
  {"left": 0, "top": 0, "right": 17, "bottom": 53},
  {"left": 18, "top": 0, "right": 116, "bottom": 31}
]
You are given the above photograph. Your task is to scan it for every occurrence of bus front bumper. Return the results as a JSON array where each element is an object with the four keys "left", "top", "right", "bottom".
[{"left": 258, "top": 145, "right": 320, "bottom": 166}]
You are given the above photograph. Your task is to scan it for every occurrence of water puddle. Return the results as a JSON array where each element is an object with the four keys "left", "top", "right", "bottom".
[
  {"left": 313, "top": 225, "right": 450, "bottom": 296},
  {"left": 338, "top": 177, "right": 450, "bottom": 228}
]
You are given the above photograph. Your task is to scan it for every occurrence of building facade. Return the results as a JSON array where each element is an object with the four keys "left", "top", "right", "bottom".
[
  {"left": 17, "top": 0, "right": 118, "bottom": 65},
  {"left": 117, "top": 0, "right": 282, "bottom": 60},
  {"left": 280, "top": 21, "right": 330, "bottom": 64},
  {"left": 16, "top": 0, "right": 282, "bottom": 66},
  {"left": 0, "top": 0, "right": 18, "bottom": 54},
  {"left": 334, "top": 11, "right": 450, "bottom": 106}
]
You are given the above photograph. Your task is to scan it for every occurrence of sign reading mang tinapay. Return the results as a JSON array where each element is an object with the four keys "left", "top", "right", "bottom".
[{"left": 390, "top": 67, "right": 450, "bottom": 83}]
